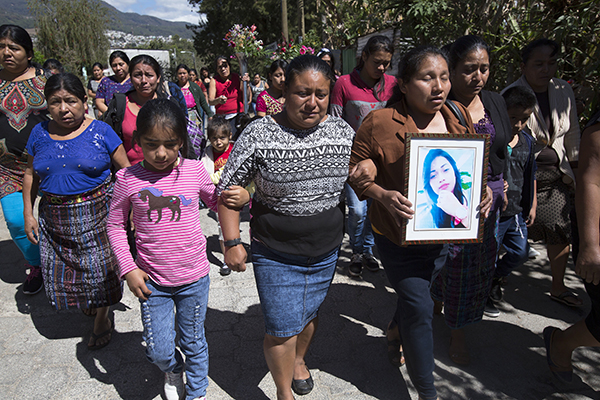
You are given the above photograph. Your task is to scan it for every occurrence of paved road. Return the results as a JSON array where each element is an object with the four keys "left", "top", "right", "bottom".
[{"left": 0, "top": 206, "right": 598, "bottom": 399}]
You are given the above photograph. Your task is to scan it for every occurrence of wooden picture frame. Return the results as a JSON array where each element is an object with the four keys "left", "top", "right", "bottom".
[{"left": 401, "top": 133, "right": 490, "bottom": 245}]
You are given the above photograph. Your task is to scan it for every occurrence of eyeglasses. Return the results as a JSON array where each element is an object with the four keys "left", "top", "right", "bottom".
[{"left": 218, "top": 64, "right": 228, "bottom": 69}]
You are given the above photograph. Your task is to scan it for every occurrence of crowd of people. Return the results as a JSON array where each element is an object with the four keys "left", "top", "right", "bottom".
[{"left": 0, "top": 22, "right": 598, "bottom": 400}]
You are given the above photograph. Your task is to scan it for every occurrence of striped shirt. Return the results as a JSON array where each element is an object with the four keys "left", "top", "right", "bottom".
[
  {"left": 107, "top": 159, "right": 217, "bottom": 287},
  {"left": 330, "top": 69, "right": 396, "bottom": 132}
]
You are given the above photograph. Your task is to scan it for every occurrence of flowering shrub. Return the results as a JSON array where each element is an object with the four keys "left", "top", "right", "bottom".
[
  {"left": 224, "top": 24, "right": 264, "bottom": 58},
  {"left": 269, "top": 37, "right": 315, "bottom": 61}
]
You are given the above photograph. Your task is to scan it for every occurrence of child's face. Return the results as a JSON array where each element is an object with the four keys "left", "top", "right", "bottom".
[
  {"left": 209, "top": 129, "right": 231, "bottom": 153},
  {"left": 138, "top": 126, "right": 183, "bottom": 172},
  {"left": 507, "top": 107, "right": 533, "bottom": 135}
]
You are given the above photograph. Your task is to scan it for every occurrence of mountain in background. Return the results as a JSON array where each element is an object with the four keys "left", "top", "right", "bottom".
[{"left": 0, "top": 0, "right": 196, "bottom": 38}]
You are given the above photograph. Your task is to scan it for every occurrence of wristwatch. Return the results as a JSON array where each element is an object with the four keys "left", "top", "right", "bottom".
[{"left": 224, "top": 238, "right": 242, "bottom": 247}]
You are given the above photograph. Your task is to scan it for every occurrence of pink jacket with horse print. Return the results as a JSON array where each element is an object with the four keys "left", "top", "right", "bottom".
[{"left": 107, "top": 159, "right": 218, "bottom": 286}]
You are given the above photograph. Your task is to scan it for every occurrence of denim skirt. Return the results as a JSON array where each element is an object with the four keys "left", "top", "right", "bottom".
[{"left": 251, "top": 240, "right": 338, "bottom": 337}]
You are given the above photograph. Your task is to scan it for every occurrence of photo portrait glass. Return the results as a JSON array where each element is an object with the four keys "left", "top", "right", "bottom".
[{"left": 402, "top": 133, "right": 489, "bottom": 244}]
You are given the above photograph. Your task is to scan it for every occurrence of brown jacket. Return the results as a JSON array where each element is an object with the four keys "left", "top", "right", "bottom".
[{"left": 349, "top": 100, "right": 476, "bottom": 246}]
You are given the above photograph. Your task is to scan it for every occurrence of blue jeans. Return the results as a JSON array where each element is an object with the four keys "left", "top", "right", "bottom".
[
  {"left": 374, "top": 233, "right": 447, "bottom": 400},
  {"left": 141, "top": 276, "right": 210, "bottom": 400},
  {"left": 0, "top": 192, "right": 40, "bottom": 266},
  {"left": 495, "top": 213, "right": 528, "bottom": 278},
  {"left": 345, "top": 183, "right": 374, "bottom": 255}
]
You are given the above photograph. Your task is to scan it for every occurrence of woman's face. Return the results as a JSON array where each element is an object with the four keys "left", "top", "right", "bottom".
[
  {"left": 47, "top": 89, "right": 86, "bottom": 130},
  {"left": 521, "top": 45, "right": 558, "bottom": 92},
  {"left": 92, "top": 65, "right": 104, "bottom": 80},
  {"left": 177, "top": 68, "right": 189, "bottom": 85},
  {"left": 320, "top": 54, "right": 332, "bottom": 68},
  {"left": 189, "top": 70, "right": 198, "bottom": 82},
  {"left": 0, "top": 37, "right": 31, "bottom": 74},
  {"left": 429, "top": 156, "right": 456, "bottom": 195},
  {"left": 451, "top": 48, "right": 489, "bottom": 99},
  {"left": 283, "top": 69, "right": 330, "bottom": 130},
  {"left": 252, "top": 73, "right": 261, "bottom": 85},
  {"left": 400, "top": 54, "right": 450, "bottom": 118},
  {"left": 131, "top": 63, "right": 159, "bottom": 98},
  {"left": 201, "top": 70, "right": 209, "bottom": 80},
  {"left": 362, "top": 50, "right": 392, "bottom": 81},
  {"left": 269, "top": 68, "right": 285, "bottom": 91},
  {"left": 111, "top": 57, "right": 129, "bottom": 81},
  {"left": 216, "top": 60, "right": 230, "bottom": 79}
]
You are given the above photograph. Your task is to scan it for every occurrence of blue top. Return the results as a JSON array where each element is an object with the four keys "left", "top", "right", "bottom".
[{"left": 26, "top": 120, "right": 122, "bottom": 195}]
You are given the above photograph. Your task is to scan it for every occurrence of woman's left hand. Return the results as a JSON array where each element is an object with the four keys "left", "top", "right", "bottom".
[
  {"left": 221, "top": 185, "right": 250, "bottom": 209},
  {"left": 479, "top": 185, "right": 493, "bottom": 219},
  {"left": 224, "top": 244, "right": 247, "bottom": 272},
  {"left": 349, "top": 159, "right": 377, "bottom": 191}
]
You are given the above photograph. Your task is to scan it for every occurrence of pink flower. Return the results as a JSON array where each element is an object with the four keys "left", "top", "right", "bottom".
[{"left": 251, "top": 25, "right": 256, "bottom": 32}]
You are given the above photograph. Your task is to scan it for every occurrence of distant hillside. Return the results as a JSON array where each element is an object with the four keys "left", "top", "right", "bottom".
[{"left": 0, "top": 0, "right": 196, "bottom": 39}]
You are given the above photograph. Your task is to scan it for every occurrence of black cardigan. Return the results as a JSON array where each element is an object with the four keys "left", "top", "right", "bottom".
[
  {"left": 480, "top": 90, "right": 511, "bottom": 177},
  {"left": 449, "top": 90, "right": 510, "bottom": 176}
]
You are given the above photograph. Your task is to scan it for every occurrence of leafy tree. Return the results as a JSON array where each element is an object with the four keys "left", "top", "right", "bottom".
[
  {"left": 27, "top": 0, "right": 110, "bottom": 77},
  {"left": 188, "top": 0, "right": 324, "bottom": 74},
  {"left": 389, "top": 0, "right": 600, "bottom": 121}
]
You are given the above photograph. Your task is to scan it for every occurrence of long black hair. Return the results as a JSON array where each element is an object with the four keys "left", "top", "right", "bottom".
[
  {"left": 109, "top": 50, "right": 130, "bottom": 66},
  {"left": 267, "top": 59, "right": 288, "bottom": 83},
  {"left": 386, "top": 45, "right": 449, "bottom": 107},
  {"left": 286, "top": 55, "right": 335, "bottom": 87},
  {"left": 521, "top": 38, "right": 559, "bottom": 64},
  {"left": 129, "top": 54, "right": 171, "bottom": 98},
  {"left": 134, "top": 98, "right": 189, "bottom": 157},
  {"left": 0, "top": 24, "right": 34, "bottom": 68},
  {"left": 446, "top": 35, "right": 490, "bottom": 72},
  {"left": 44, "top": 73, "right": 86, "bottom": 103},
  {"left": 357, "top": 35, "right": 394, "bottom": 101},
  {"left": 423, "top": 148, "right": 465, "bottom": 228}
]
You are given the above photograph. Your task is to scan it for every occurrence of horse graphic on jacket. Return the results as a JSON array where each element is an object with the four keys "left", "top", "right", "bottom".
[{"left": 138, "top": 187, "right": 193, "bottom": 223}]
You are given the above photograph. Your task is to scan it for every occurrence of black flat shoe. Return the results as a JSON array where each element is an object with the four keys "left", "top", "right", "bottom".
[{"left": 291, "top": 367, "right": 313, "bottom": 395}]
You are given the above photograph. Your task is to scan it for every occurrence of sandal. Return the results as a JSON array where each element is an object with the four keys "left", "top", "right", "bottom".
[
  {"left": 448, "top": 337, "right": 470, "bottom": 366},
  {"left": 550, "top": 291, "right": 583, "bottom": 308},
  {"left": 88, "top": 321, "right": 113, "bottom": 351},
  {"left": 543, "top": 326, "right": 573, "bottom": 383},
  {"left": 387, "top": 338, "right": 406, "bottom": 367}
]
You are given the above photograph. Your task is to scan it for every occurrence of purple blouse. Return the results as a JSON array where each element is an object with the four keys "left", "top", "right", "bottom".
[
  {"left": 95, "top": 76, "right": 133, "bottom": 104},
  {"left": 475, "top": 110, "right": 504, "bottom": 213}
]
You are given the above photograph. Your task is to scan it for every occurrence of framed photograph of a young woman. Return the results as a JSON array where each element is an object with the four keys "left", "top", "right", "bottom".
[{"left": 401, "top": 133, "right": 490, "bottom": 245}]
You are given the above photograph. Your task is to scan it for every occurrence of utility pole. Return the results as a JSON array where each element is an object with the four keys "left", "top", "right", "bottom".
[
  {"left": 298, "top": 0, "right": 305, "bottom": 41},
  {"left": 282, "top": 0, "right": 289, "bottom": 42}
]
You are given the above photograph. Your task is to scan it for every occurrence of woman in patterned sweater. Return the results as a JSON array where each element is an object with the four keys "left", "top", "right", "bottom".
[
  {"left": 0, "top": 24, "right": 50, "bottom": 295},
  {"left": 217, "top": 55, "right": 355, "bottom": 399}
]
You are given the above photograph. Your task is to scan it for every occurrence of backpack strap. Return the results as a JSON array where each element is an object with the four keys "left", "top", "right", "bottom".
[
  {"left": 103, "top": 93, "right": 127, "bottom": 140},
  {"left": 445, "top": 99, "right": 468, "bottom": 128}
]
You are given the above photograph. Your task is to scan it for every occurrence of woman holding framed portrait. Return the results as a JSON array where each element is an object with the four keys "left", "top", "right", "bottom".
[
  {"left": 349, "top": 46, "right": 491, "bottom": 400},
  {"left": 430, "top": 35, "right": 511, "bottom": 365}
]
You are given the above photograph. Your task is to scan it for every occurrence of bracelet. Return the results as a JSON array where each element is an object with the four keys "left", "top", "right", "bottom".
[{"left": 224, "top": 238, "right": 242, "bottom": 247}]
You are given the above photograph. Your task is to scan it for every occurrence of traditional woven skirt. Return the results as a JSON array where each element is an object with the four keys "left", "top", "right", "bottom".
[
  {"left": 39, "top": 178, "right": 122, "bottom": 310},
  {"left": 431, "top": 210, "right": 499, "bottom": 329},
  {"left": 528, "top": 169, "right": 574, "bottom": 245}
]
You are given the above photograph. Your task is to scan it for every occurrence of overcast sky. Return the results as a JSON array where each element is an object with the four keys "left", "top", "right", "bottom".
[{"left": 103, "top": 0, "right": 203, "bottom": 25}]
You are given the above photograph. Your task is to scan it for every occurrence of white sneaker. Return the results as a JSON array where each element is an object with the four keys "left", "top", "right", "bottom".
[
  {"left": 164, "top": 371, "right": 185, "bottom": 400},
  {"left": 528, "top": 247, "right": 541, "bottom": 259}
]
